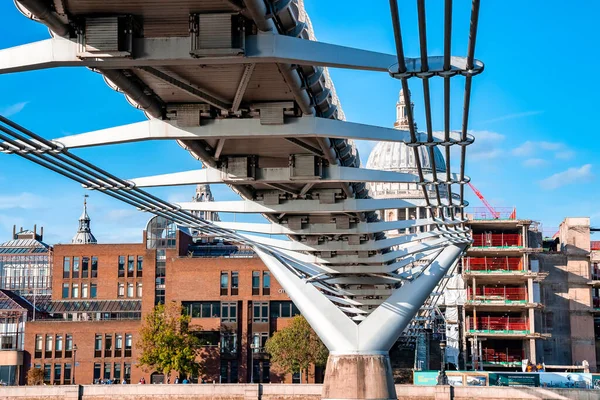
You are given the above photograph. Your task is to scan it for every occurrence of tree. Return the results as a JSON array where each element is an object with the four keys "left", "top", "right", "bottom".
[
  {"left": 137, "top": 302, "right": 203, "bottom": 380},
  {"left": 265, "top": 315, "right": 328, "bottom": 383},
  {"left": 27, "top": 367, "right": 44, "bottom": 385}
]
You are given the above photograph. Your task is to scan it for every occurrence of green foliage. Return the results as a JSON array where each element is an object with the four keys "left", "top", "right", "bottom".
[
  {"left": 265, "top": 315, "right": 328, "bottom": 382},
  {"left": 26, "top": 367, "right": 44, "bottom": 385},
  {"left": 137, "top": 302, "right": 203, "bottom": 378}
]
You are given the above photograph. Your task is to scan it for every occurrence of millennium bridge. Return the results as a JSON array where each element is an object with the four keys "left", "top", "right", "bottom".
[{"left": 0, "top": 1, "right": 482, "bottom": 398}]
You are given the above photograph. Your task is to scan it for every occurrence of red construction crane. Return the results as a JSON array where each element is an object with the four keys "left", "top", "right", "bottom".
[{"left": 467, "top": 182, "right": 500, "bottom": 219}]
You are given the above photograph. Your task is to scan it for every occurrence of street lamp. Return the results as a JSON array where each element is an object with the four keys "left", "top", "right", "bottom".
[
  {"left": 249, "top": 343, "right": 256, "bottom": 384},
  {"left": 73, "top": 344, "right": 78, "bottom": 385},
  {"left": 437, "top": 341, "right": 448, "bottom": 385}
]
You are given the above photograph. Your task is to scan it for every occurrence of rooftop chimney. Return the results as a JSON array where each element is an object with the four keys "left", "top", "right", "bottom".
[
  {"left": 12, "top": 225, "right": 15, "bottom": 239},
  {"left": 34, "top": 224, "right": 37, "bottom": 236},
  {"left": 40, "top": 227, "right": 44, "bottom": 240}
]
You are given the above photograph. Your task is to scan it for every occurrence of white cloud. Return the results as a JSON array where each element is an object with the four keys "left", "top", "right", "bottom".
[
  {"left": 462, "top": 130, "right": 506, "bottom": 161},
  {"left": 0, "top": 192, "right": 44, "bottom": 210},
  {"left": 539, "top": 164, "right": 593, "bottom": 190},
  {"left": 0, "top": 102, "right": 28, "bottom": 117},
  {"left": 523, "top": 158, "right": 546, "bottom": 167},
  {"left": 512, "top": 140, "right": 575, "bottom": 160},
  {"left": 480, "top": 110, "right": 544, "bottom": 124},
  {"left": 555, "top": 150, "right": 575, "bottom": 160}
]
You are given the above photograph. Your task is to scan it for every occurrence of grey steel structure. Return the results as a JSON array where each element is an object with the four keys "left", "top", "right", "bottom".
[{"left": 0, "top": 1, "right": 482, "bottom": 398}]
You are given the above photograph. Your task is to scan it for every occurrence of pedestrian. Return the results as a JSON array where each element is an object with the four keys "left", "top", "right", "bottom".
[
  {"left": 167, "top": 377, "right": 171, "bottom": 384},
  {"left": 122, "top": 379, "right": 127, "bottom": 384},
  {"left": 182, "top": 378, "right": 189, "bottom": 384},
  {"left": 175, "top": 376, "right": 179, "bottom": 384}
]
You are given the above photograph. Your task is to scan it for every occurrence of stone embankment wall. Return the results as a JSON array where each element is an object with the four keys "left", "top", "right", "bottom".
[{"left": 0, "top": 384, "right": 599, "bottom": 400}]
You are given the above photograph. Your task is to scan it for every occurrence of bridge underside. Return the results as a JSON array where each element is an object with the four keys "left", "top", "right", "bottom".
[{"left": 1, "top": 0, "right": 482, "bottom": 398}]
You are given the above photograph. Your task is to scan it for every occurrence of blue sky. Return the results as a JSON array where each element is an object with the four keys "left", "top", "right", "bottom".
[{"left": 0, "top": 1, "right": 598, "bottom": 244}]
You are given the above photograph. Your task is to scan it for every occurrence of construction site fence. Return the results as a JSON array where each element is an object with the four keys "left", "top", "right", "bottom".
[
  {"left": 463, "top": 257, "right": 523, "bottom": 272},
  {"left": 466, "top": 207, "right": 517, "bottom": 221},
  {"left": 472, "top": 233, "right": 522, "bottom": 247},
  {"left": 468, "top": 286, "right": 527, "bottom": 301},
  {"left": 481, "top": 346, "right": 524, "bottom": 364},
  {"left": 467, "top": 316, "right": 529, "bottom": 332},
  {"left": 591, "top": 241, "right": 600, "bottom": 251},
  {"left": 414, "top": 371, "right": 599, "bottom": 388}
]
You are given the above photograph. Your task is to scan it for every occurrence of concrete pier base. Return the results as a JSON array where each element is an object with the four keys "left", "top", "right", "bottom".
[{"left": 322, "top": 353, "right": 396, "bottom": 400}]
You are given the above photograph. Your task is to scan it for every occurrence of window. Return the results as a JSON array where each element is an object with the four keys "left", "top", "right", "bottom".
[
  {"left": 43, "top": 364, "right": 51, "bottom": 384},
  {"left": 136, "top": 283, "right": 142, "bottom": 298},
  {"left": 82, "top": 257, "right": 89, "bottom": 278},
  {"left": 292, "top": 371, "right": 301, "bottom": 384},
  {"left": 94, "top": 334, "right": 102, "bottom": 358},
  {"left": 124, "top": 362, "right": 131, "bottom": 384},
  {"left": 54, "top": 363, "right": 62, "bottom": 385},
  {"left": 270, "top": 301, "right": 300, "bottom": 318},
  {"left": 104, "top": 363, "right": 111, "bottom": 380},
  {"left": 182, "top": 301, "right": 220, "bottom": 318},
  {"left": 137, "top": 256, "right": 143, "bottom": 277},
  {"left": 105, "top": 334, "right": 113, "bottom": 357},
  {"left": 115, "top": 334, "right": 123, "bottom": 357},
  {"left": 118, "top": 256, "right": 125, "bottom": 277},
  {"left": 127, "top": 283, "right": 134, "bottom": 298},
  {"left": 263, "top": 272, "right": 270, "bottom": 296},
  {"left": 252, "top": 332, "right": 269, "bottom": 352},
  {"left": 35, "top": 335, "right": 42, "bottom": 358},
  {"left": 91, "top": 256, "right": 98, "bottom": 278},
  {"left": 114, "top": 363, "right": 121, "bottom": 381},
  {"left": 253, "top": 302, "right": 269, "bottom": 323},
  {"left": 73, "top": 257, "right": 80, "bottom": 279},
  {"left": 64, "top": 363, "right": 72, "bottom": 385},
  {"left": 65, "top": 335, "right": 73, "bottom": 358},
  {"left": 55, "top": 335, "right": 63, "bottom": 358},
  {"left": 45, "top": 335, "right": 53, "bottom": 358},
  {"left": 93, "top": 363, "right": 101, "bottom": 383},
  {"left": 127, "top": 256, "right": 134, "bottom": 277},
  {"left": 220, "top": 332, "right": 237, "bottom": 354},
  {"left": 71, "top": 283, "right": 79, "bottom": 298},
  {"left": 63, "top": 257, "right": 70, "bottom": 279},
  {"left": 82, "top": 283, "right": 89, "bottom": 298},
  {"left": 125, "top": 334, "right": 132, "bottom": 357},
  {"left": 220, "top": 272, "right": 228, "bottom": 296},
  {"left": 221, "top": 302, "right": 237, "bottom": 323},
  {"left": 252, "top": 271, "right": 260, "bottom": 296},
  {"left": 90, "top": 283, "right": 97, "bottom": 299},
  {"left": 118, "top": 283, "right": 125, "bottom": 298},
  {"left": 231, "top": 271, "right": 239, "bottom": 296},
  {"left": 62, "top": 283, "right": 69, "bottom": 299}
]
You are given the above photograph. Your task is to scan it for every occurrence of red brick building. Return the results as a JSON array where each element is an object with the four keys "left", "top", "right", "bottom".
[{"left": 24, "top": 216, "right": 320, "bottom": 385}]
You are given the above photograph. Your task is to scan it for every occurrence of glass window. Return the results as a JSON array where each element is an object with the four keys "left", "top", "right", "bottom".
[
  {"left": 114, "top": 363, "right": 121, "bottom": 380},
  {"left": 72, "top": 257, "right": 80, "bottom": 279},
  {"left": 263, "top": 272, "right": 270, "bottom": 296},
  {"left": 220, "top": 332, "right": 237, "bottom": 354},
  {"left": 222, "top": 302, "right": 237, "bottom": 322},
  {"left": 220, "top": 272, "right": 228, "bottom": 296},
  {"left": 145, "top": 216, "right": 177, "bottom": 249},
  {"left": 82, "top": 283, "right": 88, "bottom": 298},
  {"left": 252, "top": 271, "right": 260, "bottom": 295},
  {"left": 231, "top": 271, "right": 239, "bottom": 295},
  {"left": 104, "top": 363, "right": 111, "bottom": 380},
  {"left": 127, "top": 256, "right": 134, "bottom": 277},
  {"left": 115, "top": 334, "right": 123, "bottom": 357},
  {"left": 125, "top": 334, "right": 132, "bottom": 357},
  {"left": 35, "top": 335, "right": 42, "bottom": 358},
  {"left": 124, "top": 362, "right": 131, "bottom": 384},
  {"left": 118, "top": 283, "right": 125, "bottom": 297},
  {"left": 90, "top": 283, "right": 97, "bottom": 299},
  {"left": 118, "top": 256, "right": 125, "bottom": 277},
  {"left": 45, "top": 335, "right": 53, "bottom": 358},
  {"left": 64, "top": 363, "right": 72, "bottom": 385},
  {"left": 55, "top": 334, "right": 63, "bottom": 352},
  {"left": 63, "top": 257, "right": 70, "bottom": 279},
  {"left": 62, "top": 283, "right": 69, "bottom": 299},
  {"left": 65, "top": 335, "right": 73, "bottom": 358},
  {"left": 137, "top": 256, "right": 143, "bottom": 277},
  {"left": 82, "top": 257, "right": 89, "bottom": 278},
  {"left": 94, "top": 334, "right": 102, "bottom": 357},
  {"left": 105, "top": 334, "right": 113, "bottom": 357},
  {"left": 253, "top": 302, "right": 269, "bottom": 323},
  {"left": 91, "top": 256, "right": 98, "bottom": 278},
  {"left": 54, "top": 363, "right": 62, "bottom": 384},
  {"left": 127, "top": 283, "right": 134, "bottom": 298},
  {"left": 93, "top": 363, "right": 101, "bottom": 383},
  {"left": 136, "top": 283, "right": 142, "bottom": 298},
  {"left": 43, "top": 364, "right": 51, "bottom": 384},
  {"left": 71, "top": 283, "right": 79, "bottom": 298}
]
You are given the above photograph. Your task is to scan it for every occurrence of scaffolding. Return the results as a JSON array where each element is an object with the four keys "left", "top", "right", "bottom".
[
  {"left": 463, "top": 257, "right": 523, "bottom": 273},
  {"left": 467, "top": 316, "right": 529, "bottom": 333},
  {"left": 468, "top": 287, "right": 527, "bottom": 303},
  {"left": 472, "top": 233, "right": 522, "bottom": 247}
]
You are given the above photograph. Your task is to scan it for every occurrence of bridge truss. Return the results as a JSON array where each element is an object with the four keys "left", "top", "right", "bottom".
[{"left": 1, "top": 0, "right": 482, "bottom": 398}]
